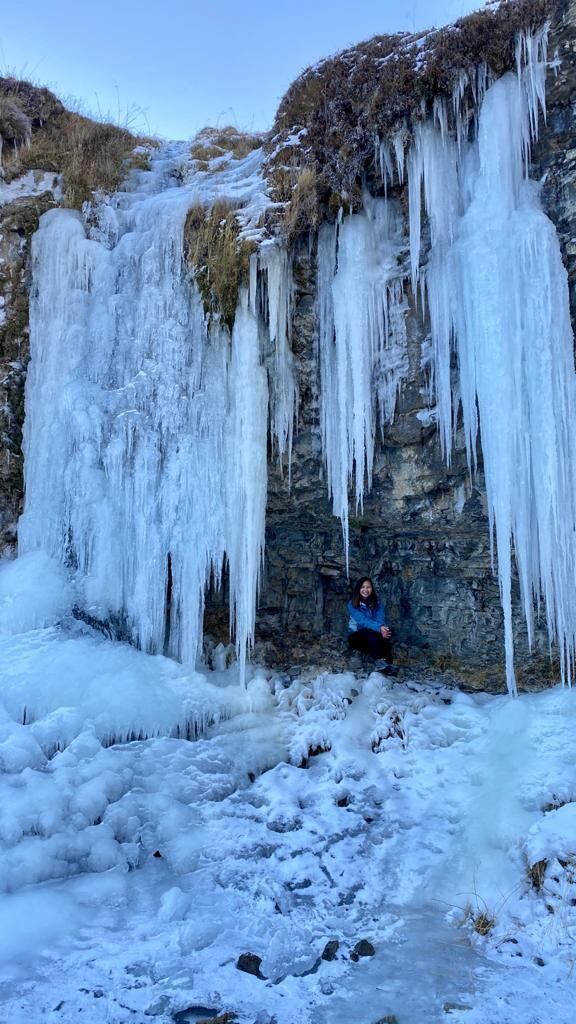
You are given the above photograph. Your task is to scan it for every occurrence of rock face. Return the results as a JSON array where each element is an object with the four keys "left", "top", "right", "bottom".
[
  {"left": 0, "top": 183, "right": 57, "bottom": 549},
  {"left": 2, "top": 1, "right": 576, "bottom": 691},
  {"left": 209, "top": 0, "right": 576, "bottom": 691}
]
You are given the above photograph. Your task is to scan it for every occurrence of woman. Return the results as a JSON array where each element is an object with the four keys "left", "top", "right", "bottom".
[{"left": 347, "top": 576, "right": 396, "bottom": 675}]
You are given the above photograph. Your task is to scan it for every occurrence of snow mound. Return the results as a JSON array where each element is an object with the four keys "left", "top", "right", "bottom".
[{"left": 0, "top": 552, "right": 73, "bottom": 635}]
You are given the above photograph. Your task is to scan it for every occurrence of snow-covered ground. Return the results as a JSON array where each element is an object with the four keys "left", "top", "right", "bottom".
[{"left": 1, "top": 556, "right": 576, "bottom": 1023}]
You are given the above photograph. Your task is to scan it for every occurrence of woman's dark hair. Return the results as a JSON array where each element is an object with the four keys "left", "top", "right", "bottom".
[{"left": 351, "top": 576, "right": 378, "bottom": 609}]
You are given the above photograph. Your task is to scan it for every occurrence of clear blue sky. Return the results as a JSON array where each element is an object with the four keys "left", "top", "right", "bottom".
[{"left": 0, "top": 0, "right": 483, "bottom": 139}]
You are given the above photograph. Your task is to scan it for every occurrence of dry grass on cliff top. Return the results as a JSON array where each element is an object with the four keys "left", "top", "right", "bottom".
[
  {"left": 0, "top": 76, "right": 151, "bottom": 208},
  {"left": 266, "top": 0, "right": 550, "bottom": 226}
]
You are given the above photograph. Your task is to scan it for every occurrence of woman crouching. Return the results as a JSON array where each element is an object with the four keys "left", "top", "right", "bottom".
[{"left": 347, "top": 576, "right": 397, "bottom": 676}]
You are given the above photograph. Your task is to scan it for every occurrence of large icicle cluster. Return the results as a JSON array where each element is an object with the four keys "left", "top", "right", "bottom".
[
  {"left": 316, "top": 24, "right": 576, "bottom": 693},
  {"left": 408, "top": 26, "right": 576, "bottom": 693},
  {"left": 317, "top": 198, "right": 409, "bottom": 561},
  {"left": 19, "top": 144, "right": 292, "bottom": 683},
  {"left": 18, "top": 19, "right": 576, "bottom": 695}
]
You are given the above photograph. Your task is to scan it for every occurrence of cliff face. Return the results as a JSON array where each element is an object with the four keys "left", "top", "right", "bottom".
[
  {"left": 208, "top": 0, "right": 576, "bottom": 690},
  {"left": 1, "top": 1, "right": 576, "bottom": 690},
  {"left": 0, "top": 182, "right": 58, "bottom": 548}
]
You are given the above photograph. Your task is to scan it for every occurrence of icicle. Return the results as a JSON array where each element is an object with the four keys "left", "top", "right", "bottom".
[
  {"left": 248, "top": 250, "right": 258, "bottom": 315},
  {"left": 259, "top": 244, "right": 297, "bottom": 475},
  {"left": 516, "top": 23, "right": 549, "bottom": 171},
  {"left": 452, "top": 70, "right": 469, "bottom": 151},
  {"left": 392, "top": 128, "right": 406, "bottom": 185},
  {"left": 379, "top": 139, "right": 394, "bottom": 194},
  {"left": 413, "top": 123, "right": 461, "bottom": 463},
  {"left": 407, "top": 140, "right": 423, "bottom": 294},
  {"left": 226, "top": 290, "right": 268, "bottom": 686},
  {"left": 433, "top": 96, "right": 448, "bottom": 139},
  {"left": 317, "top": 198, "right": 409, "bottom": 567}
]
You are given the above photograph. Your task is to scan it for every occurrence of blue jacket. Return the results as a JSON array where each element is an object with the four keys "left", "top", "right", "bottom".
[{"left": 347, "top": 599, "right": 386, "bottom": 633}]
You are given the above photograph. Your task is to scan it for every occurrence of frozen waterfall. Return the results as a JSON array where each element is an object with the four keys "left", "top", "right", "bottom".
[
  {"left": 18, "top": 23, "right": 576, "bottom": 694},
  {"left": 19, "top": 144, "right": 283, "bottom": 683}
]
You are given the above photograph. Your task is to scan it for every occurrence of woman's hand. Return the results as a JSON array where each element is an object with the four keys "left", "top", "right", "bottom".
[{"left": 380, "top": 625, "right": 391, "bottom": 638}]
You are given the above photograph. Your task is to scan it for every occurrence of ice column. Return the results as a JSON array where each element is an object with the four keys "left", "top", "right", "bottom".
[
  {"left": 317, "top": 198, "right": 409, "bottom": 562},
  {"left": 226, "top": 290, "right": 268, "bottom": 681}
]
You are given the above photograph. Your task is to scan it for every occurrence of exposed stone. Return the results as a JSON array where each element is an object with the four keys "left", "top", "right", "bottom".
[
  {"left": 350, "top": 938, "right": 376, "bottom": 960},
  {"left": 321, "top": 939, "right": 339, "bottom": 961},
  {"left": 172, "top": 1009, "right": 235, "bottom": 1024},
  {"left": 235, "top": 952, "right": 264, "bottom": 979}
]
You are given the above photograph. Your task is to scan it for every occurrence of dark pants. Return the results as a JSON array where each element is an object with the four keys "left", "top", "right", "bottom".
[{"left": 348, "top": 629, "right": 392, "bottom": 663}]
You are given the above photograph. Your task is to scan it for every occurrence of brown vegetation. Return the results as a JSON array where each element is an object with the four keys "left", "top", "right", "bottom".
[
  {"left": 0, "top": 96, "right": 31, "bottom": 157},
  {"left": 0, "top": 76, "right": 149, "bottom": 208},
  {"left": 278, "top": 167, "right": 320, "bottom": 242},
  {"left": 471, "top": 910, "right": 496, "bottom": 935},
  {"left": 265, "top": 0, "right": 550, "bottom": 228},
  {"left": 528, "top": 858, "right": 548, "bottom": 889},
  {"left": 184, "top": 199, "right": 255, "bottom": 331},
  {"left": 191, "top": 125, "right": 264, "bottom": 170}
]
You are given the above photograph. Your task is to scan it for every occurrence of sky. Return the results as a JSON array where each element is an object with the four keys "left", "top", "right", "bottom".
[{"left": 0, "top": 0, "right": 484, "bottom": 140}]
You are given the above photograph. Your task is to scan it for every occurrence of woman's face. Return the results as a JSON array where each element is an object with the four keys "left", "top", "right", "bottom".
[{"left": 359, "top": 580, "right": 373, "bottom": 600}]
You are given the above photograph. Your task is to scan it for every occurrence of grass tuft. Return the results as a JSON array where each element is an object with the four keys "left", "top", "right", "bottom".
[
  {"left": 528, "top": 858, "right": 548, "bottom": 890},
  {"left": 191, "top": 125, "right": 263, "bottom": 164},
  {"left": 471, "top": 910, "right": 496, "bottom": 936},
  {"left": 281, "top": 167, "right": 319, "bottom": 241},
  {"left": 184, "top": 199, "right": 256, "bottom": 331}
]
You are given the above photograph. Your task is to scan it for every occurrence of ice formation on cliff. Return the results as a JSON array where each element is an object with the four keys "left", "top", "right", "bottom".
[
  {"left": 317, "top": 198, "right": 409, "bottom": 560},
  {"left": 408, "top": 26, "right": 576, "bottom": 694},
  {"left": 317, "top": 25, "right": 575, "bottom": 695},
  {"left": 18, "top": 145, "right": 289, "bottom": 682},
  {"left": 18, "top": 23, "right": 576, "bottom": 694}
]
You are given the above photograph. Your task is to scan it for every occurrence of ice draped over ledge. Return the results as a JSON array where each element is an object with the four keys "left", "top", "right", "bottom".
[
  {"left": 316, "top": 25, "right": 576, "bottom": 694},
  {"left": 408, "top": 26, "right": 576, "bottom": 695},
  {"left": 18, "top": 150, "right": 276, "bottom": 684},
  {"left": 17, "top": 25, "right": 576, "bottom": 693}
]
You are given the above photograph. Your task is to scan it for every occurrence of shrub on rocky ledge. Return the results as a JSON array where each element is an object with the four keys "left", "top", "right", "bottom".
[
  {"left": 190, "top": 125, "right": 263, "bottom": 170},
  {"left": 184, "top": 199, "right": 256, "bottom": 331}
]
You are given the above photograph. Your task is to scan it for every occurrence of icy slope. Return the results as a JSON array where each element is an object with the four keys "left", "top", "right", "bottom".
[{"left": 1, "top": 613, "right": 575, "bottom": 1022}]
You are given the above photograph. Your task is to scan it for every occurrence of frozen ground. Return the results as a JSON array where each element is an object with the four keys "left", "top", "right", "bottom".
[{"left": 1, "top": 558, "right": 576, "bottom": 1023}]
